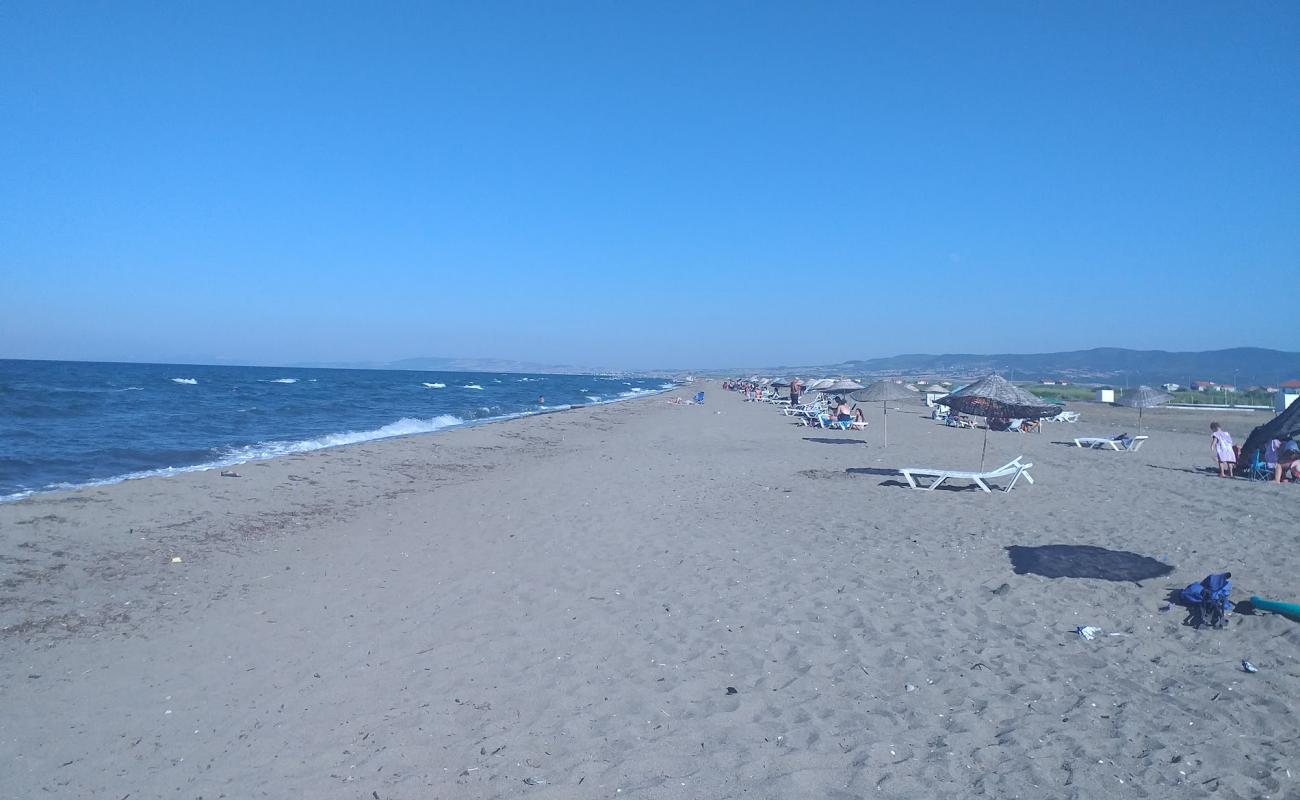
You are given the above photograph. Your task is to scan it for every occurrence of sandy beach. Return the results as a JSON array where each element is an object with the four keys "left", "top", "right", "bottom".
[{"left": 2, "top": 382, "right": 1297, "bottom": 799}]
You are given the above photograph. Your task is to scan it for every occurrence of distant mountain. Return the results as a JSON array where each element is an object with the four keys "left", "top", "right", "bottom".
[{"left": 722, "top": 347, "right": 1300, "bottom": 387}]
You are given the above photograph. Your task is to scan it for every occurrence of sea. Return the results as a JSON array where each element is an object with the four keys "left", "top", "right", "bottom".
[{"left": 0, "top": 359, "right": 678, "bottom": 501}]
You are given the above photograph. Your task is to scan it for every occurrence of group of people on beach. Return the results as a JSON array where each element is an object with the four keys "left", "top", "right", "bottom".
[
  {"left": 726, "top": 378, "right": 866, "bottom": 425},
  {"left": 1210, "top": 422, "right": 1300, "bottom": 481}
]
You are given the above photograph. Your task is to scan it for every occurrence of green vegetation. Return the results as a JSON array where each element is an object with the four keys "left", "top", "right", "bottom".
[
  {"left": 1023, "top": 384, "right": 1272, "bottom": 407},
  {"left": 1023, "top": 385, "right": 1096, "bottom": 403},
  {"left": 1169, "top": 389, "right": 1271, "bottom": 406}
]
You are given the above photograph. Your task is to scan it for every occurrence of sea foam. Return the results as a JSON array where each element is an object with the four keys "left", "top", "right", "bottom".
[
  {"left": 1, "top": 414, "right": 469, "bottom": 502},
  {"left": 423, "top": 382, "right": 446, "bottom": 389},
  {"left": 222, "top": 415, "right": 465, "bottom": 461},
  {"left": 462, "top": 384, "right": 484, "bottom": 390},
  {"left": 171, "top": 378, "right": 198, "bottom": 385}
]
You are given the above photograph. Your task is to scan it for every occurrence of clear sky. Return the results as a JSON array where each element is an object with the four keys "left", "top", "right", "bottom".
[{"left": 2, "top": 2, "right": 1296, "bottom": 370}]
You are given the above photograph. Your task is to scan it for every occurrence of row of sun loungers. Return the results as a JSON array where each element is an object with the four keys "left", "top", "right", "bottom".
[{"left": 744, "top": 387, "right": 1150, "bottom": 496}]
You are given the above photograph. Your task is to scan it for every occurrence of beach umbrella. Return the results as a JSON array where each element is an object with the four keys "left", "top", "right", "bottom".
[
  {"left": 819, "top": 379, "right": 864, "bottom": 394},
  {"left": 939, "top": 374, "right": 1063, "bottom": 468},
  {"left": 1115, "top": 385, "right": 1172, "bottom": 434},
  {"left": 850, "top": 381, "right": 917, "bottom": 447}
]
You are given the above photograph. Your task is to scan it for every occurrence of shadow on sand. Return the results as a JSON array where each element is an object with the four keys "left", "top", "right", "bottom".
[
  {"left": 1146, "top": 464, "right": 1220, "bottom": 477},
  {"left": 801, "top": 437, "right": 868, "bottom": 446},
  {"left": 1007, "top": 544, "right": 1174, "bottom": 583}
]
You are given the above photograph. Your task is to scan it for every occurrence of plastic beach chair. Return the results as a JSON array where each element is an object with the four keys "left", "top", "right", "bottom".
[
  {"left": 1073, "top": 435, "right": 1148, "bottom": 451},
  {"left": 898, "top": 457, "right": 1034, "bottom": 493},
  {"left": 694, "top": 391, "right": 705, "bottom": 404},
  {"left": 1245, "top": 449, "right": 1273, "bottom": 481}
]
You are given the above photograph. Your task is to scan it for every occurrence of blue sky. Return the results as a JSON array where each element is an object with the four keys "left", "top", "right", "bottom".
[{"left": 2, "top": 2, "right": 1296, "bottom": 369}]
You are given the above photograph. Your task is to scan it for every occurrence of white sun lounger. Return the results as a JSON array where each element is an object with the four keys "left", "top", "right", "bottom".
[
  {"left": 899, "top": 457, "right": 1034, "bottom": 493},
  {"left": 1073, "top": 435, "right": 1148, "bottom": 451},
  {"left": 1051, "top": 410, "right": 1080, "bottom": 423}
]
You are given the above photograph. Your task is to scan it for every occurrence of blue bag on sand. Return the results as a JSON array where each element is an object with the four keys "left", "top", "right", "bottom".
[{"left": 1180, "top": 572, "right": 1233, "bottom": 629}]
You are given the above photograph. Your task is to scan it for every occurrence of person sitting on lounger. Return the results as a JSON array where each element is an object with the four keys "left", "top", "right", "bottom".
[{"left": 833, "top": 397, "right": 853, "bottom": 423}]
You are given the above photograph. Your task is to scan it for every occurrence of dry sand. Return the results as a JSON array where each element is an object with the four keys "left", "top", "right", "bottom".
[{"left": 2, "top": 383, "right": 1297, "bottom": 799}]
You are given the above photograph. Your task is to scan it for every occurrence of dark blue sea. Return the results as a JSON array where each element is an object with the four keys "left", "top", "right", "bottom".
[{"left": 0, "top": 360, "right": 677, "bottom": 501}]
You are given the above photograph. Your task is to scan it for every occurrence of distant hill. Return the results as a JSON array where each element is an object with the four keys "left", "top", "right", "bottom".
[{"left": 723, "top": 347, "right": 1300, "bottom": 387}]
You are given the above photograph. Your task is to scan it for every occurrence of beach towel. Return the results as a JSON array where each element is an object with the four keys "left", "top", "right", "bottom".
[{"left": 1180, "top": 572, "right": 1233, "bottom": 629}]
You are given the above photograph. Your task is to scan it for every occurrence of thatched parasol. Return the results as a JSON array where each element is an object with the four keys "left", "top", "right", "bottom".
[
  {"left": 850, "top": 381, "right": 918, "bottom": 447},
  {"left": 939, "top": 374, "right": 1062, "bottom": 467},
  {"left": 1115, "top": 385, "right": 1172, "bottom": 434},
  {"left": 819, "top": 379, "right": 864, "bottom": 394}
]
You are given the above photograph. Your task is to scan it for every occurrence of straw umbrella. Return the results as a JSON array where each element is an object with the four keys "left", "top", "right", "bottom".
[
  {"left": 850, "top": 381, "right": 917, "bottom": 447},
  {"left": 939, "top": 374, "right": 1063, "bottom": 468},
  {"left": 819, "top": 379, "right": 864, "bottom": 394},
  {"left": 1116, "top": 385, "right": 1172, "bottom": 434}
]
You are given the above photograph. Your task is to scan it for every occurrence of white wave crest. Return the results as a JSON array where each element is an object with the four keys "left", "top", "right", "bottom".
[
  {"left": 171, "top": 378, "right": 198, "bottom": 385},
  {"left": 423, "top": 382, "right": 446, "bottom": 389},
  {"left": 265, "top": 378, "right": 298, "bottom": 384},
  {"left": 584, "top": 395, "right": 601, "bottom": 403},
  {"left": 1, "top": 415, "right": 469, "bottom": 503},
  {"left": 462, "top": 384, "right": 483, "bottom": 390},
  {"left": 222, "top": 415, "right": 465, "bottom": 461}
]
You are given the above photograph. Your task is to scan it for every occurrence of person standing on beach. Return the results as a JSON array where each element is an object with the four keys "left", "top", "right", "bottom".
[
  {"left": 1210, "top": 422, "right": 1236, "bottom": 478},
  {"left": 790, "top": 377, "right": 803, "bottom": 407}
]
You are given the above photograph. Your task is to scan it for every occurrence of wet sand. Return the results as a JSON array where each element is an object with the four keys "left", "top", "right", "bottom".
[{"left": 2, "top": 383, "right": 1296, "bottom": 799}]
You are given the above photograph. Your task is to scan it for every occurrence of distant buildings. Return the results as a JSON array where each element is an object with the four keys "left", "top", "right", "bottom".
[
  {"left": 1161, "top": 383, "right": 1180, "bottom": 392},
  {"left": 1192, "top": 380, "right": 1236, "bottom": 393},
  {"left": 1280, "top": 380, "right": 1300, "bottom": 412},
  {"left": 1095, "top": 387, "right": 1115, "bottom": 403}
]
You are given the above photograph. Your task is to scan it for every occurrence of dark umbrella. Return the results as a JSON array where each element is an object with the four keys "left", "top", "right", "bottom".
[
  {"left": 1115, "top": 385, "right": 1172, "bottom": 434},
  {"left": 850, "top": 381, "right": 917, "bottom": 447},
  {"left": 938, "top": 374, "right": 1062, "bottom": 467}
]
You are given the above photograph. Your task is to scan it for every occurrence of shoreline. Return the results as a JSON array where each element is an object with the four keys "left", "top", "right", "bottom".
[{"left": 0, "top": 385, "right": 679, "bottom": 505}]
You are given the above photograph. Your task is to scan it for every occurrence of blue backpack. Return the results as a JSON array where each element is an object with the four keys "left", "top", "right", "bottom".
[{"left": 1180, "top": 572, "right": 1232, "bottom": 629}]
